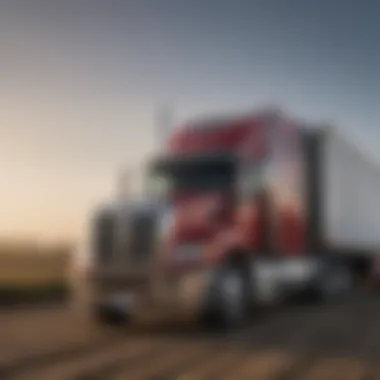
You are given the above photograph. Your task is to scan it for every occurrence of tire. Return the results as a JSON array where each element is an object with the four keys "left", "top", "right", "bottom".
[
  {"left": 316, "top": 263, "right": 352, "bottom": 303},
  {"left": 202, "top": 262, "right": 250, "bottom": 329},
  {"left": 92, "top": 304, "right": 131, "bottom": 326}
]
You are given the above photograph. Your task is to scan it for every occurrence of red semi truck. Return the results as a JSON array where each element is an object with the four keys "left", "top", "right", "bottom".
[{"left": 91, "top": 108, "right": 380, "bottom": 327}]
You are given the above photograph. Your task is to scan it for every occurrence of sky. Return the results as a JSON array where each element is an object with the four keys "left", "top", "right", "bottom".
[{"left": 1, "top": 0, "right": 380, "bottom": 243}]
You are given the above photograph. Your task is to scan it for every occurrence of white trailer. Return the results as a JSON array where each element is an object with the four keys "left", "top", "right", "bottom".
[
  {"left": 322, "top": 128, "right": 380, "bottom": 251},
  {"left": 304, "top": 126, "right": 380, "bottom": 279}
]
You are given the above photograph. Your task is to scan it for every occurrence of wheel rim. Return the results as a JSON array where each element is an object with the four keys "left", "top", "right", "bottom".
[{"left": 220, "top": 271, "right": 244, "bottom": 319}]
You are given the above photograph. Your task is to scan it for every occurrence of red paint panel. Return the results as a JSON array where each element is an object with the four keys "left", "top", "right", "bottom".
[
  {"left": 278, "top": 207, "right": 306, "bottom": 255},
  {"left": 167, "top": 118, "right": 264, "bottom": 156},
  {"left": 235, "top": 201, "right": 261, "bottom": 249},
  {"left": 273, "top": 123, "right": 307, "bottom": 256}
]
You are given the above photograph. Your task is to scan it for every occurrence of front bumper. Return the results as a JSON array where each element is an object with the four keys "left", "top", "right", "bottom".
[
  {"left": 153, "top": 269, "right": 212, "bottom": 316},
  {"left": 91, "top": 268, "right": 213, "bottom": 321}
]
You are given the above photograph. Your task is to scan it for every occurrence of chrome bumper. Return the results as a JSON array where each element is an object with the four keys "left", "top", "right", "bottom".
[
  {"left": 151, "top": 269, "right": 212, "bottom": 315},
  {"left": 92, "top": 269, "right": 212, "bottom": 319}
]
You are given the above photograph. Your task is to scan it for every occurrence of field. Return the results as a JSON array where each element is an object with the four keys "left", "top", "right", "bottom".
[{"left": 0, "top": 242, "right": 72, "bottom": 306}]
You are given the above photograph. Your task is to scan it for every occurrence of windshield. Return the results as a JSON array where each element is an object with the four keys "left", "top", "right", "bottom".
[{"left": 150, "top": 156, "right": 235, "bottom": 196}]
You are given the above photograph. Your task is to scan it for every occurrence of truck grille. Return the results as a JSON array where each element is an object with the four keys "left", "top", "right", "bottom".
[
  {"left": 93, "top": 211, "right": 115, "bottom": 265},
  {"left": 126, "top": 212, "right": 157, "bottom": 263},
  {"left": 92, "top": 207, "right": 158, "bottom": 268}
]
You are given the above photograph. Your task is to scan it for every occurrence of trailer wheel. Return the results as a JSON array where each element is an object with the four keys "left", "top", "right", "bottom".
[
  {"left": 317, "top": 264, "right": 352, "bottom": 302},
  {"left": 203, "top": 261, "right": 250, "bottom": 329}
]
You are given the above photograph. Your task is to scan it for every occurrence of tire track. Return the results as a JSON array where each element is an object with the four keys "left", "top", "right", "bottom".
[
  {"left": 300, "top": 358, "right": 367, "bottom": 380},
  {"left": 0, "top": 309, "right": 100, "bottom": 363},
  {"left": 0, "top": 334, "right": 126, "bottom": 379},
  {"left": 175, "top": 347, "right": 250, "bottom": 380},
  {"left": 11, "top": 338, "right": 171, "bottom": 380},
  {"left": 0, "top": 314, "right": 204, "bottom": 379},
  {"left": 222, "top": 350, "right": 294, "bottom": 380},
  {"left": 110, "top": 341, "right": 217, "bottom": 380}
]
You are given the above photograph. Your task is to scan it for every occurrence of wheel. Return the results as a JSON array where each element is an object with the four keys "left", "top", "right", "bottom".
[
  {"left": 92, "top": 303, "right": 132, "bottom": 326},
  {"left": 316, "top": 263, "right": 352, "bottom": 303},
  {"left": 202, "top": 262, "right": 250, "bottom": 329}
]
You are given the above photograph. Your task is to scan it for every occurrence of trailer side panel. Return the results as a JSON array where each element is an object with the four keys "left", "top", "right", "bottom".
[{"left": 321, "top": 129, "right": 380, "bottom": 252}]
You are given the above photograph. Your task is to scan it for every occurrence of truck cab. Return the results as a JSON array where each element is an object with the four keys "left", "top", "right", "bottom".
[
  {"left": 146, "top": 110, "right": 352, "bottom": 327},
  {"left": 90, "top": 108, "right": 356, "bottom": 329}
]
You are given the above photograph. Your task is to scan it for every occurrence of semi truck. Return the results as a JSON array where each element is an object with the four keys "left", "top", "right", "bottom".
[{"left": 90, "top": 108, "right": 380, "bottom": 328}]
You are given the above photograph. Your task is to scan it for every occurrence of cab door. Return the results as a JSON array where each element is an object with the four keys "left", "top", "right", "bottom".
[{"left": 236, "top": 159, "right": 277, "bottom": 255}]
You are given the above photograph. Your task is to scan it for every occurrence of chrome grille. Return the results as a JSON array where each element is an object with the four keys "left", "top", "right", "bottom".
[
  {"left": 92, "top": 202, "right": 160, "bottom": 268},
  {"left": 93, "top": 211, "right": 115, "bottom": 265},
  {"left": 126, "top": 211, "right": 157, "bottom": 263}
]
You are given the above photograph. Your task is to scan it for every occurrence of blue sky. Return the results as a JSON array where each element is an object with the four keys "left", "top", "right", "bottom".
[{"left": 1, "top": 0, "right": 379, "bottom": 241}]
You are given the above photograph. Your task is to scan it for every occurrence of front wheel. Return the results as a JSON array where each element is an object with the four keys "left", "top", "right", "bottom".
[
  {"left": 202, "top": 264, "right": 250, "bottom": 329},
  {"left": 91, "top": 299, "right": 133, "bottom": 326}
]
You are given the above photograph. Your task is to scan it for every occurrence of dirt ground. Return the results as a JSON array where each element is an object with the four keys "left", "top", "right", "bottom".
[{"left": 1, "top": 280, "right": 380, "bottom": 379}]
